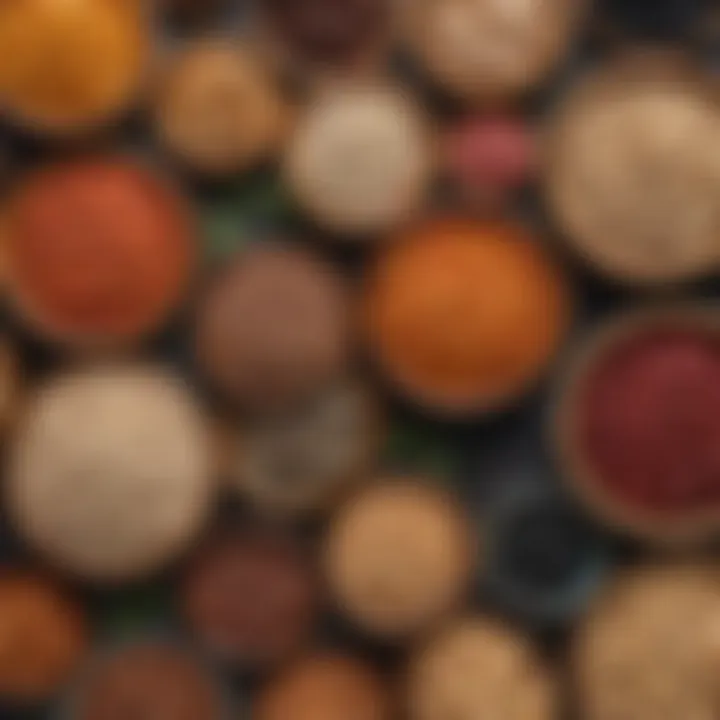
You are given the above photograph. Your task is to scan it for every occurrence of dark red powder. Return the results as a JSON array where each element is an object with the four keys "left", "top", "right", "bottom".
[
  {"left": 261, "top": 0, "right": 388, "bottom": 65},
  {"left": 182, "top": 530, "right": 319, "bottom": 669},
  {"left": 578, "top": 327, "right": 720, "bottom": 514}
]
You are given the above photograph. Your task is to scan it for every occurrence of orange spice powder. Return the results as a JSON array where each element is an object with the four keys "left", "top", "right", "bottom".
[
  {"left": 5, "top": 158, "right": 195, "bottom": 347},
  {"left": 365, "top": 218, "right": 571, "bottom": 414},
  {"left": 0, "top": 574, "right": 88, "bottom": 703}
]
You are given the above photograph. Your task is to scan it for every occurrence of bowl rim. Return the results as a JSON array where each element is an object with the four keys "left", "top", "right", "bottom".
[{"left": 549, "top": 301, "right": 720, "bottom": 546}]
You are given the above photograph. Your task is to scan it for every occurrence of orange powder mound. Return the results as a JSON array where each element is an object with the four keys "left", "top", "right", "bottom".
[
  {"left": 0, "top": 0, "right": 148, "bottom": 132},
  {"left": 0, "top": 574, "right": 88, "bottom": 702},
  {"left": 365, "top": 219, "right": 570, "bottom": 412},
  {"left": 6, "top": 158, "right": 195, "bottom": 346}
]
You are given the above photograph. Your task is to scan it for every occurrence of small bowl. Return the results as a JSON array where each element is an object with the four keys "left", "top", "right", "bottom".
[
  {"left": 324, "top": 477, "right": 478, "bottom": 642},
  {"left": 551, "top": 303, "right": 720, "bottom": 546},
  {"left": 6, "top": 363, "right": 216, "bottom": 584},
  {"left": 59, "top": 635, "right": 236, "bottom": 720},
  {"left": 254, "top": 652, "right": 393, "bottom": 720},
  {"left": 441, "top": 113, "right": 538, "bottom": 214},
  {"left": 364, "top": 217, "right": 573, "bottom": 420},
  {"left": 401, "top": 0, "right": 589, "bottom": 104},
  {"left": 0, "top": 0, "right": 153, "bottom": 140},
  {"left": 193, "top": 243, "right": 352, "bottom": 415},
  {"left": 573, "top": 562, "right": 720, "bottom": 720},
  {"left": 3, "top": 155, "right": 198, "bottom": 355},
  {"left": 179, "top": 525, "right": 322, "bottom": 672},
  {"left": 282, "top": 82, "right": 435, "bottom": 240},
  {"left": 543, "top": 50, "right": 720, "bottom": 288},
  {"left": 250, "top": 0, "right": 396, "bottom": 91},
  {"left": 0, "top": 571, "right": 89, "bottom": 708},
  {"left": 483, "top": 483, "right": 609, "bottom": 627},
  {"left": 408, "top": 616, "right": 558, "bottom": 720},
  {"left": 226, "top": 377, "right": 385, "bottom": 518},
  {"left": 153, "top": 40, "right": 291, "bottom": 180}
]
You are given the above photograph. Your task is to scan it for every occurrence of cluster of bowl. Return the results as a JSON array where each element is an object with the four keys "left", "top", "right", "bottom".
[{"left": 0, "top": 0, "right": 718, "bottom": 719}]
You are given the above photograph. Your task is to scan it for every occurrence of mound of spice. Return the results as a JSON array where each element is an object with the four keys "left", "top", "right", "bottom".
[
  {"left": 284, "top": 84, "right": 432, "bottom": 238},
  {"left": 403, "top": 0, "right": 586, "bottom": 103},
  {"left": 255, "top": 653, "right": 391, "bottom": 720},
  {"left": 556, "top": 309, "right": 720, "bottom": 540},
  {"left": 155, "top": 42, "right": 288, "bottom": 178},
  {"left": 182, "top": 529, "right": 320, "bottom": 670},
  {"left": 365, "top": 218, "right": 570, "bottom": 416},
  {"left": 409, "top": 617, "right": 557, "bottom": 720},
  {"left": 544, "top": 53, "right": 720, "bottom": 286},
  {"left": 72, "top": 642, "right": 224, "bottom": 720},
  {"left": 259, "top": 0, "right": 391, "bottom": 69},
  {"left": 7, "top": 364, "right": 213, "bottom": 582},
  {"left": 325, "top": 479, "right": 475, "bottom": 639},
  {"left": 0, "top": 0, "right": 148, "bottom": 134},
  {"left": 229, "top": 379, "right": 381, "bottom": 517},
  {"left": 575, "top": 564, "right": 720, "bottom": 720},
  {"left": 195, "top": 245, "right": 350, "bottom": 415},
  {"left": 0, "top": 573, "right": 87, "bottom": 704},
  {"left": 443, "top": 114, "right": 536, "bottom": 210},
  {"left": 5, "top": 158, "right": 195, "bottom": 349}
]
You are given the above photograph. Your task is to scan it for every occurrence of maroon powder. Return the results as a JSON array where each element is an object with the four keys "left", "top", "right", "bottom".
[
  {"left": 578, "top": 327, "right": 720, "bottom": 514},
  {"left": 75, "top": 644, "right": 221, "bottom": 720},
  {"left": 261, "top": 0, "right": 388, "bottom": 65},
  {"left": 182, "top": 530, "right": 320, "bottom": 670}
]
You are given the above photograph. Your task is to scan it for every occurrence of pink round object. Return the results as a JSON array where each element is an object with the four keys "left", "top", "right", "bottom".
[{"left": 443, "top": 115, "right": 536, "bottom": 207}]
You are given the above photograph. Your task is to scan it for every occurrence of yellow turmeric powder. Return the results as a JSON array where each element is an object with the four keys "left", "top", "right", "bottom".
[{"left": 0, "top": 0, "right": 149, "bottom": 133}]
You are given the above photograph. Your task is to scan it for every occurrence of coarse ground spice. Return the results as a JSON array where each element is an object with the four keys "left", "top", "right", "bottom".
[
  {"left": 229, "top": 379, "right": 380, "bottom": 516},
  {"left": 6, "top": 159, "right": 195, "bottom": 347},
  {"left": 0, "top": 573, "right": 88, "bottom": 703},
  {"left": 403, "top": 0, "right": 585, "bottom": 102},
  {"left": 325, "top": 480, "right": 475, "bottom": 638},
  {"left": 155, "top": 42, "right": 288, "bottom": 178},
  {"left": 544, "top": 52, "right": 720, "bottom": 286},
  {"left": 365, "top": 219, "right": 570, "bottom": 414},
  {"left": 7, "top": 365, "right": 213, "bottom": 582},
  {"left": 195, "top": 245, "right": 350, "bottom": 414},
  {"left": 182, "top": 529, "right": 319, "bottom": 669},
  {"left": 255, "top": 653, "right": 391, "bottom": 720},
  {"left": 284, "top": 85, "right": 432, "bottom": 237},
  {"left": 575, "top": 564, "right": 720, "bottom": 720},
  {"left": 0, "top": 0, "right": 148, "bottom": 133},
  {"left": 409, "top": 617, "right": 557, "bottom": 720},
  {"left": 577, "top": 326, "right": 720, "bottom": 514},
  {"left": 73, "top": 643, "right": 223, "bottom": 720}
]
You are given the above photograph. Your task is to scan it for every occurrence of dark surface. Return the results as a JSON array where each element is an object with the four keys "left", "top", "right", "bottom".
[{"left": 598, "top": 0, "right": 712, "bottom": 41}]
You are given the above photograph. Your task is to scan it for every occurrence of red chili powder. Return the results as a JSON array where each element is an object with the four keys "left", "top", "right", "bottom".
[
  {"left": 7, "top": 159, "right": 194, "bottom": 343},
  {"left": 577, "top": 327, "right": 720, "bottom": 514}
]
